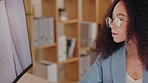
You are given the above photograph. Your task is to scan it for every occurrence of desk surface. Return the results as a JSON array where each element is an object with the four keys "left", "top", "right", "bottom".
[{"left": 17, "top": 73, "right": 52, "bottom": 83}]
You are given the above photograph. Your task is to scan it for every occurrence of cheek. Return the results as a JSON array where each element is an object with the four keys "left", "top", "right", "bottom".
[
  {"left": 111, "top": 23, "right": 128, "bottom": 43},
  {"left": 119, "top": 26, "right": 127, "bottom": 39},
  {"left": 113, "top": 28, "right": 127, "bottom": 43}
]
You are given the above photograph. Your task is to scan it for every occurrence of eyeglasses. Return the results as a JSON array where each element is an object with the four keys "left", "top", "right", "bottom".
[{"left": 106, "top": 17, "right": 126, "bottom": 28}]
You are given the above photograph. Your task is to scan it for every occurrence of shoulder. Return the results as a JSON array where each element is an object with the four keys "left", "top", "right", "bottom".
[
  {"left": 79, "top": 45, "right": 126, "bottom": 83},
  {"left": 79, "top": 54, "right": 112, "bottom": 83},
  {"left": 97, "top": 44, "right": 126, "bottom": 65},
  {"left": 79, "top": 55, "right": 103, "bottom": 83},
  {"left": 100, "top": 44, "right": 126, "bottom": 61}
]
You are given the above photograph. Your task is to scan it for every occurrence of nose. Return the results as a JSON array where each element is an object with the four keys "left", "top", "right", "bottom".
[{"left": 110, "top": 22, "right": 116, "bottom": 29}]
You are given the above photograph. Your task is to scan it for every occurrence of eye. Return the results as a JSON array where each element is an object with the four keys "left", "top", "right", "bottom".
[
  {"left": 119, "top": 18, "right": 124, "bottom": 21},
  {"left": 118, "top": 17, "right": 125, "bottom": 21}
]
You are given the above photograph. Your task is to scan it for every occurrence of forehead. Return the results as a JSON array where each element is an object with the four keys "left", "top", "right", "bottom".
[{"left": 113, "top": 1, "right": 127, "bottom": 17}]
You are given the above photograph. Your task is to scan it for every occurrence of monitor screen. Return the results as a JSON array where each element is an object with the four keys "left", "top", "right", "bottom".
[{"left": 0, "top": 0, "right": 32, "bottom": 83}]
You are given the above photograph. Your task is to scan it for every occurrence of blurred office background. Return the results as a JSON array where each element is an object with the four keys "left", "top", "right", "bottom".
[{"left": 24, "top": 0, "right": 113, "bottom": 83}]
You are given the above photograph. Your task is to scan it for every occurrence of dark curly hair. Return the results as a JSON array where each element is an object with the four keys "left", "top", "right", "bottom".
[{"left": 95, "top": 0, "right": 148, "bottom": 70}]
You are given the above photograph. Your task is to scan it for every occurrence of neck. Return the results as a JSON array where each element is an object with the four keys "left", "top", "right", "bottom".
[{"left": 125, "top": 37, "right": 139, "bottom": 60}]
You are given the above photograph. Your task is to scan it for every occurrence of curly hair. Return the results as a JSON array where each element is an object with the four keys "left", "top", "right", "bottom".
[{"left": 95, "top": 0, "right": 148, "bottom": 70}]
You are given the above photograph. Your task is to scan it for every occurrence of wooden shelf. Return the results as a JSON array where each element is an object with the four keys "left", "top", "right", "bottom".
[
  {"left": 82, "top": 0, "right": 112, "bottom": 23},
  {"left": 82, "top": 0, "right": 97, "bottom": 22},
  {"left": 42, "top": 0, "right": 56, "bottom": 18},
  {"left": 64, "top": 0, "right": 79, "bottom": 20},
  {"left": 99, "top": 0, "right": 112, "bottom": 24},
  {"left": 81, "top": 21, "right": 96, "bottom": 24},
  {"left": 24, "top": 0, "right": 34, "bottom": 74},
  {"left": 59, "top": 57, "right": 79, "bottom": 65},
  {"left": 57, "top": 19, "right": 79, "bottom": 24},
  {"left": 35, "top": 43, "right": 57, "bottom": 50},
  {"left": 80, "top": 46, "right": 90, "bottom": 54},
  {"left": 27, "top": 0, "right": 113, "bottom": 82}
]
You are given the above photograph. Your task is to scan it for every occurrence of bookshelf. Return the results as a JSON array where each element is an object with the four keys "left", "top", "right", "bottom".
[
  {"left": 79, "top": 0, "right": 113, "bottom": 79},
  {"left": 57, "top": 0, "right": 80, "bottom": 82},
  {"left": 31, "top": 0, "right": 80, "bottom": 83},
  {"left": 25, "top": 0, "right": 114, "bottom": 82},
  {"left": 81, "top": 0, "right": 113, "bottom": 54},
  {"left": 24, "top": 0, "right": 34, "bottom": 74},
  {"left": 82, "top": 0, "right": 113, "bottom": 23}
]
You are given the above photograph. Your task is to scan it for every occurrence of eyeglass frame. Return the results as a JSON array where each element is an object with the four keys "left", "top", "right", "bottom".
[{"left": 106, "top": 17, "right": 127, "bottom": 28}]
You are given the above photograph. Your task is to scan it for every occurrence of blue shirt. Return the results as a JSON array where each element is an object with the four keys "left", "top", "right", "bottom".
[{"left": 79, "top": 45, "right": 148, "bottom": 83}]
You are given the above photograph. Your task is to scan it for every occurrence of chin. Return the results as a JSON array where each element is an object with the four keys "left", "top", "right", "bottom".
[{"left": 113, "top": 39, "right": 124, "bottom": 43}]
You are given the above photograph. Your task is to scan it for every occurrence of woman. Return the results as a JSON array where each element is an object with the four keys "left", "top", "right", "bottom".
[{"left": 79, "top": 0, "right": 148, "bottom": 83}]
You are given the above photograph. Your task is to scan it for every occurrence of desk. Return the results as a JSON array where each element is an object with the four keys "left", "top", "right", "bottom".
[{"left": 17, "top": 73, "right": 52, "bottom": 83}]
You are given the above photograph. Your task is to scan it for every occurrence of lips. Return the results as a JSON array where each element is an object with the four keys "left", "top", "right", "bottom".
[{"left": 112, "top": 32, "right": 118, "bottom": 35}]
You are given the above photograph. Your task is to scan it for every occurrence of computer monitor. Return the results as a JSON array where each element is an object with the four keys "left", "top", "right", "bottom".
[{"left": 0, "top": 0, "right": 33, "bottom": 83}]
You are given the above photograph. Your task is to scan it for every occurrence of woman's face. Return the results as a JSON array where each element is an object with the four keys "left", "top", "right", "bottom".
[{"left": 110, "top": 1, "right": 128, "bottom": 43}]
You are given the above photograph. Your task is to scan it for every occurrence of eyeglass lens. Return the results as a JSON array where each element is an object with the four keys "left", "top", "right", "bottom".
[{"left": 106, "top": 17, "right": 121, "bottom": 28}]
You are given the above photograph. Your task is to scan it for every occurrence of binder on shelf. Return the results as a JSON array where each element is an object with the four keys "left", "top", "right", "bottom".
[
  {"left": 34, "top": 60, "right": 58, "bottom": 83},
  {"left": 33, "top": 18, "right": 39, "bottom": 47},
  {"left": 48, "top": 17, "right": 55, "bottom": 44},
  {"left": 67, "top": 37, "right": 76, "bottom": 58},
  {"left": 38, "top": 17, "right": 46, "bottom": 46},
  {"left": 58, "top": 35, "right": 67, "bottom": 62},
  {"left": 36, "top": 17, "right": 55, "bottom": 47},
  {"left": 44, "top": 17, "right": 50, "bottom": 45}
]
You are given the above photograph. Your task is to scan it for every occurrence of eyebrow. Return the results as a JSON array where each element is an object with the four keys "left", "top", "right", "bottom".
[
  {"left": 117, "top": 13, "right": 127, "bottom": 17},
  {"left": 112, "top": 13, "right": 127, "bottom": 17}
]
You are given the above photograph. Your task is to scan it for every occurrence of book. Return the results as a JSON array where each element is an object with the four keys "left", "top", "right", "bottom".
[
  {"left": 67, "top": 37, "right": 76, "bottom": 58},
  {"left": 58, "top": 35, "right": 67, "bottom": 62}
]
